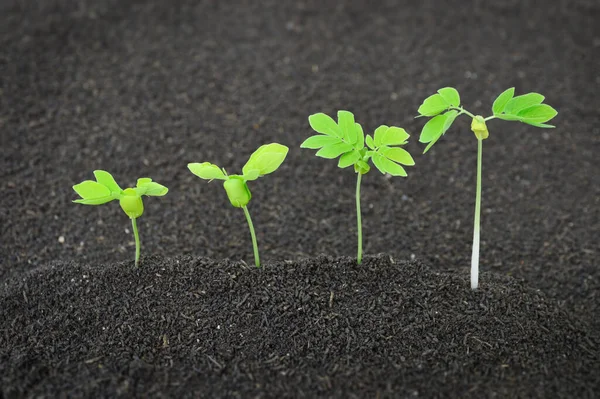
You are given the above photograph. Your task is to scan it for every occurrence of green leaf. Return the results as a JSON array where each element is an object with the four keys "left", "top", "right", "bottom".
[
  {"left": 504, "top": 93, "right": 545, "bottom": 114},
  {"left": 315, "top": 142, "right": 354, "bottom": 159},
  {"left": 242, "top": 143, "right": 289, "bottom": 176},
  {"left": 242, "top": 169, "right": 261, "bottom": 181},
  {"left": 517, "top": 104, "right": 558, "bottom": 125},
  {"left": 365, "top": 135, "right": 375, "bottom": 150},
  {"left": 372, "top": 154, "right": 407, "bottom": 177},
  {"left": 338, "top": 150, "right": 361, "bottom": 168},
  {"left": 418, "top": 93, "right": 450, "bottom": 117},
  {"left": 300, "top": 135, "right": 341, "bottom": 149},
  {"left": 93, "top": 170, "right": 122, "bottom": 193},
  {"left": 73, "top": 196, "right": 114, "bottom": 205},
  {"left": 73, "top": 180, "right": 111, "bottom": 200},
  {"left": 137, "top": 178, "right": 152, "bottom": 187},
  {"left": 188, "top": 162, "right": 227, "bottom": 180},
  {"left": 373, "top": 125, "right": 388, "bottom": 147},
  {"left": 380, "top": 147, "right": 415, "bottom": 166},
  {"left": 138, "top": 181, "right": 168, "bottom": 196},
  {"left": 419, "top": 114, "right": 447, "bottom": 143},
  {"left": 308, "top": 113, "right": 342, "bottom": 137},
  {"left": 492, "top": 87, "right": 515, "bottom": 114},
  {"left": 355, "top": 123, "right": 365, "bottom": 150},
  {"left": 379, "top": 126, "right": 410, "bottom": 146},
  {"left": 437, "top": 87, "right": 460, "bottom": 107},
  {"left": 522, "top": 121, "right": 555, "bottom": 129},
  {"left": 495, "top": 113, "right": 522, "bottom": 122},
  {"left": 338, "top": 110, "right": 356, "bottom": 144},
  {"left": 423, "top": 136, "right": 442, "bottom": 154},
  {"left": 442, "top": 110, "right": 459, "bottom": 132}
]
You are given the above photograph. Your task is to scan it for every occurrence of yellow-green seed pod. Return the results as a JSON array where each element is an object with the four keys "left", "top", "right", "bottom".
[
  {"left": 119, "top": 188, "right": 144, "bottom": 218},
  {"left": 471, "top": 115, "right": 489, "bottom": 140},
  {"left": 223, "top": 177, "right": 251, "bottom": 208}
]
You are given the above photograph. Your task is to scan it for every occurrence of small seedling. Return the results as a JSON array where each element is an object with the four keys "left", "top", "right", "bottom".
[
  {"left": 188, "top": 143, "right": 289, "bottom": 267},
  {"left": 417, "top": 87, "right": 557, "bottom": 289},
  {"left": 72, "top": 170, "right": 168, "bottom": 267},
  {"left": 301, "top": 110, "right": 415, "bottom": 264}
]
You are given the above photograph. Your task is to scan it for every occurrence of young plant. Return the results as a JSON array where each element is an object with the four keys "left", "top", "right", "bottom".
[
  {"left": 301, "top": 110, "right": 415, "bottom": 264},
  {"left": 417, "top": 87, "right": 557, "bottom": 289},
  {"left": 187, "top": 143, "right": 289, "bottom": 268},
  {"left": 72, "top": 170, "right": 168, "bottom": 267}
]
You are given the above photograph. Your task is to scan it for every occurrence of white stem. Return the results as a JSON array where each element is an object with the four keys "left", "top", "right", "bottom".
[{"left": 471, "top": 138, "right": 483, "bottom": 290}]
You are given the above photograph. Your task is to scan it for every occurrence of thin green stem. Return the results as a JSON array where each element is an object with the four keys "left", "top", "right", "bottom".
[
  {"left": 356, "top": 172, "right": 363, "bottom": 265},
  {"left": 451, "top": 106, "right": 476, "bottom": 119},
  {"left": 484, "top": 115, "right": 496, "bottom": 122},
  {"left": 471, "top": 138, "right": 483, "bottom": 289},
  {"left": 131, "top": 217, "right": 140, "bottom": 267},
  {"left": 242, "top": 205, "right": 260, "bottom": 267}
]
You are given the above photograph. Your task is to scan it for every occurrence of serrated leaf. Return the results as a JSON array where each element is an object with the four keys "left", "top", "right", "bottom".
[
  {"left": 355, "top": 123, "right": 365, "bottom": 150},
  {"left": 437, "top": 87, "right": 460, "bottom": 107},
  {"left": 242, "top": 143, "right": 289, "bottom": 176},
  {"left": 504, "top": 93, "right": 545, "bottom": 114},
  {"left": 380, "top": 147, "right": 415, "bottom": 166},
  {"left": 73, "top": 180, "right": 111, "bottom": 200},
  {"left": 373, "top": 125, "right": 389, "bottom": 147},
  {"left": 93, "top": 170, "right": 122, "bottom": 193},
  {"left": 517, "top": 104, "right": 558, "bottom": 125},
  {"left": 419, "top": 114, "right": 447, "bottom": 143},
  {"left": 338, "top": 110, "right": 356, "bottom": 144},
  {"left": 139, "top": 181, "right": 168, "bottom": 196},
  {"left": 300, "top": 135, "right": 341, "bottom": 149},
  {"left": 338, "top": 150, "right": 361, "bottom": 168},
  {"left": 315, "top": 142, "right": 354, "bottom": 159},
  {"left": 418, "top": 93, "right": 450, "bottom": 117},
  {"left": 380, "top": 126, "right": 410, "bottom": 146},
  {"left": 492, "top": 87, "right": 515, "bottom": 114},
  {"left": 188, "top": 162, "right": 227, "bottom": 180},
  {"left": 372, "top": 154, "right": 407, "bottom": 176},
  {"left": 308, "top": 113, "right": 342, "bottom": 137},
  {"left": 365, "top": 135, "right": 375, "bottom": 150}
]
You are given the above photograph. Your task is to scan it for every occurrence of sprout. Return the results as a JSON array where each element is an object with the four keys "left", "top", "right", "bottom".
[
  {"left": 188, "top": 143, "right": 289, "bottom": 267},
  {"left": 417, "top": 87, "right": 557, "bottom": 289},
  {"left": 72, "top": 170, "right": 168, "bottom": 267},
  {"left": 302, "top": 110, "right": 415, "bottom": 264}
]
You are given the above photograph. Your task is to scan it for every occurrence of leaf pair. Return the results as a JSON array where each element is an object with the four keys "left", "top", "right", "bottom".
[
  {"left": 416, "top": 88, "right": 462, "bottom": 153},
  {"left": 188, "top": 143, "right": 289, "bottom": 183},
  {"left": 492, "top": 88, "right": 557, "bottom": 128},
  {"left": 73, "top": 171, "right": 168, "bottom": 205},
  {"left": 302, "top": 110, "right": 414, "bottom": 177},
  {"left": 302, "top": 111, "right": 364, "bottom": 161}
]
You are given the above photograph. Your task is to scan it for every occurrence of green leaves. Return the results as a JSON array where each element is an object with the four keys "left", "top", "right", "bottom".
[
  {"left": 242, "top": 143, "right": 289, "bottom": 178},
  {"left": 188, "top": 162, "right": 227, "bottom": 181},
  {"left": 417, "top": 87, "right": 460, "bottom": 117},
  {"left": 303, "top": 110, "right": 415, "bottom": 177},
  {"left": 188, "top": 142, "right": 288, "bottom": 208},
  {"left": 73, "top": 170, "right": 168, "bottom": 219},
  {"left": 419, "top": 110, "right": 459, "bottom": 153},
  {"left": 135, "top": 178, "right": 169, "bottom": 197},
  {"left": 492, "top": 89, "right": 557, "bottom": 128},
  {"left": 73, "top": 180, "right": 113, "bottom": 205}
]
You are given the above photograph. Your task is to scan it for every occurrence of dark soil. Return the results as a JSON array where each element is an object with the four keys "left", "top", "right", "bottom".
[
  {"left": 1, "top": 0, "right": 599, "bottom": 397},
  {"left": 1, "top": 255, "right": 598, "bottom": 398}
]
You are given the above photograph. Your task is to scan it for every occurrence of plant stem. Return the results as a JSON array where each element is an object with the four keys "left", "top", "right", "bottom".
[
  {"left": 356, "top": 172, "right": 363, "bottom": 265},
  {"left": 484, "top": 115, "right": 496, "bottom": 122},
  {"left": 451, "top": 106, "right": 476, "bottom": 119},
  {"left": 471, "top": 138, "right": 483, "bottom": 289},
  {"left": 242, "top": 205, "right": 260, "bottom": 267},
  {"left": 131, "top": 217, "right": 140, "bottom": 267}
]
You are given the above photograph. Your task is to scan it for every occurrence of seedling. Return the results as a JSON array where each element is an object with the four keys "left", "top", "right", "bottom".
[
  {"left": 417, "top": 87, "right": 557, "bottom": 289},
  {"left": 301, "top": 110, "right": 415, "bottom": 264},
  {"left": 72, "top": 170, "right": 168, "bottom": 267},
  {"left": 188, "top": 143, "right": 289, "bottom": 267}
]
